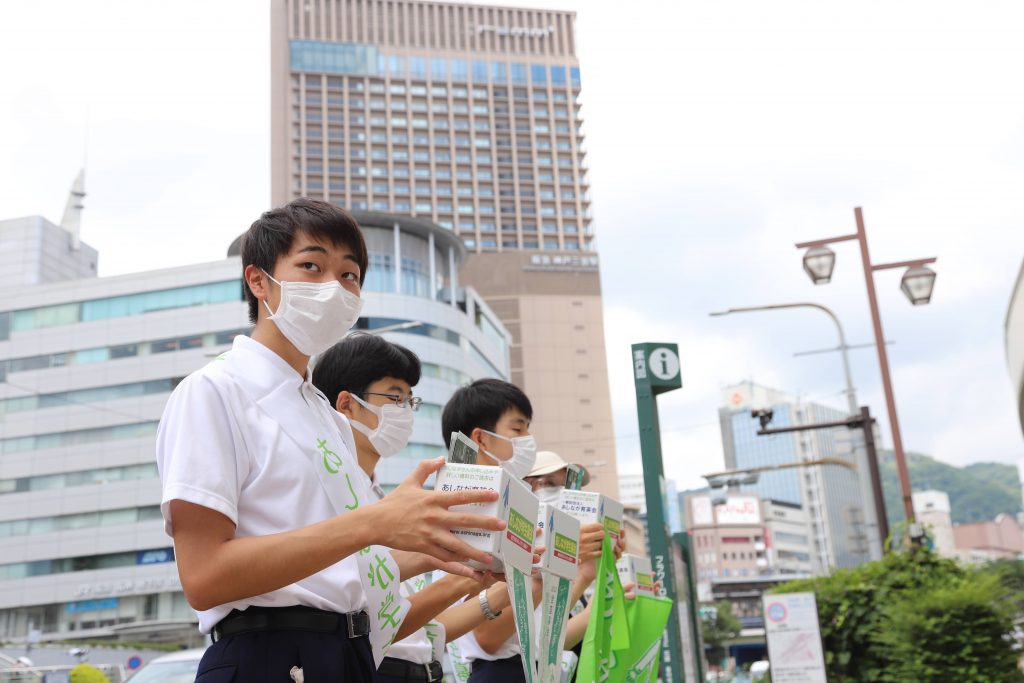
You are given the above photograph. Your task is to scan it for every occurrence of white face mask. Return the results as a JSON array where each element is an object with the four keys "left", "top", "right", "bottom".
[
  {"left": 262, "top": 271, "right": 363, "bottom": 357},
  {"left": 535, "top": 486, "right": 562, "bottom": 505},
  {"left": 349, "top": 394, "right": 414, "bottom": 459},
  {"left": 481, "top": 429, "right": 537, "bottom": 480}
]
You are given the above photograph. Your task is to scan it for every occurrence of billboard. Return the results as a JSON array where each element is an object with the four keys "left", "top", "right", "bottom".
[
  {"left": 715, "top": 496, "right": 761, "bottom": 525},
  {"left": 690, "top": 496, "right": 713, "bottom": 526}
]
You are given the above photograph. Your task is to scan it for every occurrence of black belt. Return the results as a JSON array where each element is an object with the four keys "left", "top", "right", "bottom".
[
  {"left": 211, "top": 605, "right": 369, "bottom": 642},
  {"left": 377, "top": 656, "right": 443, "bottom": 681}
]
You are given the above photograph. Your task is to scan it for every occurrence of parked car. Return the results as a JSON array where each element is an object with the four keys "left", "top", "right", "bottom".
[
  {"left": 750, "top": 660, "right": 770, "bottom": 681},
  {"left": 126, "top": 649, "right": 205, "bottom": 682}
]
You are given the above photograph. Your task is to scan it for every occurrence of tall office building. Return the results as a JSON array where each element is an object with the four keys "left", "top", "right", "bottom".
[
  {"left": 269, "top": 0, "right": 619, "bottom": 498},
  {"left": 0, "top": 206, "right": 508, "bottom": 642},
  {"left": 718, "top": 381, "right": 870, "bottom": 572}
]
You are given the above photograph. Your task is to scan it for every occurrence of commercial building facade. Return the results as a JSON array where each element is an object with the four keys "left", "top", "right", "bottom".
[
  {"left": 0, "top": 212, "right": 508, "bottom": 641},
  {"left": 269, "top": 0, "right": 619, "bottom": 497},
  {"left": 685, "top": 492, "right": 814, "bottom": 603},
  {"left": 718, "top": 381, "right": 870, "bottom": 572}
]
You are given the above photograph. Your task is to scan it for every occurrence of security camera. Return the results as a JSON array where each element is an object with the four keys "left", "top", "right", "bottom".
[{"left": 751, "top": 408, "right": 774, "bottom": 429}]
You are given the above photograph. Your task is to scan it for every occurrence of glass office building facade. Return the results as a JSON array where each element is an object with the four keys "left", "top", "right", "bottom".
[
  {"left": 271, "top": 1, "right": 591, "bottom": 253},
  {"left": 719, "top": 382, "right": 870, "bottom": 572}
]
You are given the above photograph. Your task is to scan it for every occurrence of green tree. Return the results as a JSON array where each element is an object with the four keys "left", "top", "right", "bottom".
[
  {"left": 772, "top": 546, "right": 1024, "bottom": 682},
  {"left": 978, "top": 557, "right": 1024, "bottom": 616},
  {"left": 69, "top": 663, "right": 111, "bottom": 683},
  {"left": 876, "top": 573, "right": 1020, "bottom": 682},
  {"left": 700, "top": 600, "right": 742, "bottom": 666}
]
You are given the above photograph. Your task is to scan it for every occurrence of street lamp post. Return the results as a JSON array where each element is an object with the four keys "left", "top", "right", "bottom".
[
  {"left": 710, "top": 303, "right": 858, "bottom": 415},
  {"left": 796, "top": 207, "right": 937, "bottom": 527},
  {"left": 710, "top": 302, "right": 886, "bottom": 557}
]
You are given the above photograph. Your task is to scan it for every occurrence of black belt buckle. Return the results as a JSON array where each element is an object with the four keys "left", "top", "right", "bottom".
[
  {"left": 345, "top": 610, "right": 369, "bottom": 639},
  {"left": 425, "top": 660, "right": 443, "bottom": 682}
]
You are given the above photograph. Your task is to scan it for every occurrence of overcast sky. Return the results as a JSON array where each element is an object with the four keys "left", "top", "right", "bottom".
[{"left": 2, "top": 0, "right": 1022, "bottom": 492}]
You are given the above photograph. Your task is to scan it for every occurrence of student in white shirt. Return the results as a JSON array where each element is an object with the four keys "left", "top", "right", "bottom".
[
  {"left": 439, "top": 381, "right": 629, "bottom": 683},
  {"left": 312, "top": 334, "right": 517, "bottom": 683},
  {"left": 156, "top": 199, "right": 504, "bottom": 682}
]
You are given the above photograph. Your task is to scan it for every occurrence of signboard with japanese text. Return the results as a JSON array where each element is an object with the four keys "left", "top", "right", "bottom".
[
  {"left": 762, "top": 592, "right": 827, "bottom": 683},
  {"left": 715, "top": 496, "right": 761, "bottom": 525}
]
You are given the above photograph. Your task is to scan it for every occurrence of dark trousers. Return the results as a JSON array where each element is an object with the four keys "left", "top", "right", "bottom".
[
  {"left": 195, "top": 627, "right": 374, "bottom": 682},
  {"left": 373, "top": 657, "right": 443, "bottom": 683},
  {"left": 468, "top": 655, "right": 526, "bottom": 683}
]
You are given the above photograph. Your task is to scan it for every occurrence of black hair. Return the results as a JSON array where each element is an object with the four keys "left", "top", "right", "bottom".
[
  {"left": 441, "top": 378, "right": 533, "bottom": 447},
  {"left": 240, "top": 198, "right": 369, "bottom": 323},
  {"left": 312, "top": 333, "right": 421, "bottom": 406}
]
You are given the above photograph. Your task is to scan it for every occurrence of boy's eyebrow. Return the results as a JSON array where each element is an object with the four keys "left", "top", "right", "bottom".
[{"left": 297, "top": 245, "right": 328, "bottom": 255}]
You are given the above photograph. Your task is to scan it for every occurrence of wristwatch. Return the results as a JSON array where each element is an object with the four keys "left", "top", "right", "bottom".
[{"left": 478, "top": 589, "right": 502, "bottom": 620}]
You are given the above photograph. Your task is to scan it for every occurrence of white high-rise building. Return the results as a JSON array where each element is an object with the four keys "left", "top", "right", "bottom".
[
  {"left": 0, "top": 209, "right": 509, "bottom": 642},
  {"left": 912, "top": 490, "right": 956, "bottom": 558}
]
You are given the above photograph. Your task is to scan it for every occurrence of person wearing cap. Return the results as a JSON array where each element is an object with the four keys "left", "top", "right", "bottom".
[{"left": 524, "top": 450, "right": 592, "bottom": 502}]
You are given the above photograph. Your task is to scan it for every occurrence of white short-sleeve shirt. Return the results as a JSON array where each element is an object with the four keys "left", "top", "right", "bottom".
[
  {"left": 156, "top": 335, "right": 373, "bottom": 633},
  {"left": 450, "top": 607, "right": 520, "bottom": 663}
]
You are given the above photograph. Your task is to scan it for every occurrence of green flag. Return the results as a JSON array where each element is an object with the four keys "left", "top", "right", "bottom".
[
  {"left": 578, "top": 536, "right": 630, "bottom": 682},
  {"left": 609, "top": 594, "right": 674, "bottom": 683}
]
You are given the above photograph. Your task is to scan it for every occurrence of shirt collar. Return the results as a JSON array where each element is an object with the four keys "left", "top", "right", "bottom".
[{"left": 228, "top": 335, "right": 309, "bottom": 394}]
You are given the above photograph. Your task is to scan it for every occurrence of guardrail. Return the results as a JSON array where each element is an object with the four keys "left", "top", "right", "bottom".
[{"left": 0, "top": 664, "right": 128, "bottom": 683}]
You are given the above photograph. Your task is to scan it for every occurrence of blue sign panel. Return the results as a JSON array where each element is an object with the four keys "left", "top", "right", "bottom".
[
  {"left": 137, "top": 548, "right": 174, "bottom": 565},
  {"left": 66, "top": 598, "right": 119, "bottom": 613}
]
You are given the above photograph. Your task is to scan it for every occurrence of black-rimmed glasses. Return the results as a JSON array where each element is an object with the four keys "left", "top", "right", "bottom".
[{"left": 361, "top": 392, "right": 422, "bottom": 411}]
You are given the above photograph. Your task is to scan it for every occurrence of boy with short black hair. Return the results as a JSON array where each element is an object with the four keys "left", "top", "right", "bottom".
[
  {"left": 441, "top": 380, "right": 608, "bottom": 683},
  {"left": 157, "top": 199, "right": 504, "bottom": 682},
  {"left": 314, "top": 335, "right": 518, "bottom": 683}
]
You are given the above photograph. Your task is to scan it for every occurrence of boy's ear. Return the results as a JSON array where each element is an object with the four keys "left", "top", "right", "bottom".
[
  {"left": 336, "top": 390, "right": 355, "bottom": 416},
  {"left": 244, "top": 265, "right": 269, "bottom": 303},
  {"left": 470, "top": 427, "right": 486, "bottom": 447}
]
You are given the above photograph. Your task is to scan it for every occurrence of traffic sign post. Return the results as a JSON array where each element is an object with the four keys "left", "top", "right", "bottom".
[{"left": 631, "top": 343, "right": 703, "bottom": 683}]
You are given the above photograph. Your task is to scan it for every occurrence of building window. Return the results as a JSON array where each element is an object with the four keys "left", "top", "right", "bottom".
[
  {"left": 0, "top": 422, "right": 160, "bottom": 455},
  {"left": 491, "top": 62, "right": 507, "bottom": 83},
  {"left": 10, "top": 281, "right": 241, "bottom": 333},
  {"left": 451, "top": 60, "right": 468, "bottom": 81},
  {"left": 364, "top": 253, "right": 394, "bottom": 293},
  {"left": 431, "top": 58, "right": 447, "bottom": 80},
  {"left": 511, "top": 63, "right": 528, "bottom": 85}
]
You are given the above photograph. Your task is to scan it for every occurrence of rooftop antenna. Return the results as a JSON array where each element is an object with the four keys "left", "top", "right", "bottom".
[{"left": 61, "top": 168, "right": 86, "bottom": 251}]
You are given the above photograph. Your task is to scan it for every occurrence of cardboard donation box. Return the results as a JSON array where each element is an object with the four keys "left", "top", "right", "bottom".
[
  {"left": 557, "top": 490, "right": 624, "bottom": 541},
  {"left": 434, "top": 463, "right": 539, "bottom": 571},
  {"left": 536, "top": 504, "right": 581, "bottom": 578},
  {"left": 616, "top": 553, "right": 656, "bottom": 594}
]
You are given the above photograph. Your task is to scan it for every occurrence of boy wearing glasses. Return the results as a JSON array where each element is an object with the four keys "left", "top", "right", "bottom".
[{"left": 313, "top": 334, "right": 516, "bottom": 683}]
